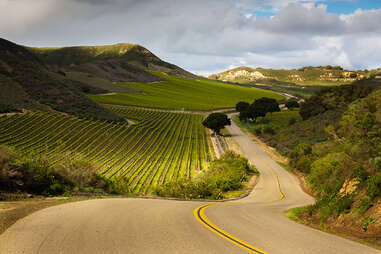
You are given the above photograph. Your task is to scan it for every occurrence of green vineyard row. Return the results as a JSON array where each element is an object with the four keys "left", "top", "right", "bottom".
[{"left": 0, "top": 107, "right": 214, "bottom": 193}]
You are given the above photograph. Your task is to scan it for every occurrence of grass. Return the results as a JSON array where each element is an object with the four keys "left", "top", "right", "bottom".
[{"left": 89, "top": 71, "right": 284, "bottom": 111}]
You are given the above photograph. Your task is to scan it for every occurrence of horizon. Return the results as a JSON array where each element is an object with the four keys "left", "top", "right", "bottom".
[{"left": 2, "top": 0, "right": 381, "bottom": 75}]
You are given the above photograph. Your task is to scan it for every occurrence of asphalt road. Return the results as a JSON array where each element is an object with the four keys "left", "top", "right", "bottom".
[{"left": 0, "top": 120, "right": 379, "bottom": 254}]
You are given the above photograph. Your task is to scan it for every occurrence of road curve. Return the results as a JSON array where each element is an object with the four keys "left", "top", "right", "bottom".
[{"left": 0, "top": 120, "right": 379, "bottom": 254}]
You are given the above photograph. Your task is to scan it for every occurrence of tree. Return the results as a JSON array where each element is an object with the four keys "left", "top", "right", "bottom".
[
  {"left": 247, "top": 97, "right": 280, "bottom": 122},
  {"left": 235, "top": 101, "right": 249, "bottom": 113},
  {"left": 247, "top": 103, "right": 266, "bottom": 122},
  {"left": 285, "top": 100, "right": 299, "bottom": 109},
  {"left": 239, "top": 110, "right": 249, "bottom": 122},
  {"left": 202, "top": 113, "right": 231, "bottom": 135}
]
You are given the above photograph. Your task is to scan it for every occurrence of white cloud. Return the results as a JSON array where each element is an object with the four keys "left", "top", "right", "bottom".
[{"left": 0, "top": 0, "right": 380, "bottom": 74}]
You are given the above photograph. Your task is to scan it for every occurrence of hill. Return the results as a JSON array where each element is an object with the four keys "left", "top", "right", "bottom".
[
  {"left": 31, "top": 43, "right": 198, "bottom": 85},
  {"left": 0, "top": 38, "right": 201, "bottom": 119},
  {"left": 235, "top": 84, "right": 381, "bottom": 243},
  {"left": 0, "top": 38, "right": 123, "bottom": 121},
  {"left": 209, "top": 66, "right": 376, "bottom": 86},
  {"left": 210, "top": 66, "right": 381, "bottom": 98},
  {"left": 89, "top": 71, "right": 284, "bottom": 111}
]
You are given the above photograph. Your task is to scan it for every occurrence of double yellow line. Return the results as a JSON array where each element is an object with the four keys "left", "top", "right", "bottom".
[
  {"left": 194, "top": 167, "right": 284, "bottom": 253},
  {"left": 194, "top": 204, "right": 268, "bottom": 254}
]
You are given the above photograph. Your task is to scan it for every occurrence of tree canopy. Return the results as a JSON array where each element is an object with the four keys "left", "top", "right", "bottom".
[
  {"left": 202, "top": 113, "right": 231, "bottom": 135},
  {"left": 236, "top": 101, "right": 250, "bottom": 113},
  {"left": 285, "top": 100, "right": 299, "bottom": 109}
]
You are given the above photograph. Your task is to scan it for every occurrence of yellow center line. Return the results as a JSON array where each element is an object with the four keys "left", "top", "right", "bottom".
[{"left": 194, "top": 160, "right": 285, "bottom": 253}]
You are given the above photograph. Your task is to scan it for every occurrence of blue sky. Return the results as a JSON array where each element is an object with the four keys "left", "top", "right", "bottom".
[
  {"left": 1, "top": 0, "right": 381, "bottom": 74},
  {"left": 251, "top": 0, "right": 381, "bottom": 17},
  {"left": 324, "top": 0, "right": 381, "bottom": 14}
]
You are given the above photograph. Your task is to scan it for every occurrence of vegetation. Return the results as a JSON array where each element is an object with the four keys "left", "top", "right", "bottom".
[
  {"left": 154, "top": 151, "right": 257, "bottom": 199},
  {"left": 31, "top": 43, "right": 197, "bottom": 83},
  {"left": 0, "top": 107, "right": 213, "bottom": 194},
  {"left": 299, "top": 85, "right": 371, "bottom": 120},
  {"left": 89, "top": 71, "right": 284, "bottom": 110},
  {"left": 0, "top": 145, "right": 115, "bottom": 196},
  {"left": 237, "top": 83, "right": 381, "bottom": 237},
  {"left": 236, "top": 97, "right": 280, "bottom": 123},
  {"left": 209, "top": 65, "right": 371, "bottom": 87},
  {"left": 0, "top": 38, "right": 123, "bottom": 122},
  {"left": 285, "top": 100, "right": 299, "bottom": 109},
  {"left": 235, "top": 101, "right": 250, "bottom": 112},
  {"left": 202, "top": 113, "right": 231, "bottom": 135}
]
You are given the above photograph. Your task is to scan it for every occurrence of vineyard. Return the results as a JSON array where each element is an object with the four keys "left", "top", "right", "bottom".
[{"left": 0, "top": 107, "right": 214, "bottom": 193}]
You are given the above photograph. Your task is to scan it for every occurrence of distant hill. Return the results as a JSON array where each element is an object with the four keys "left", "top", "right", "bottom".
[
  {"left": 0, "top": 38, "right": 198, "bottom": 120},
  {"left": 209, "top": 66, "right": 379, "bottom": 86}
]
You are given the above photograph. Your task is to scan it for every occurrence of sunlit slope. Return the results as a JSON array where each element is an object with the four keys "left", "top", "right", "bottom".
[
  {"left": 89, "top": 71, "right": 284, "bottom": 110},
  {"left": 0, "top": 108, "right": 212, "bottom": 193}
]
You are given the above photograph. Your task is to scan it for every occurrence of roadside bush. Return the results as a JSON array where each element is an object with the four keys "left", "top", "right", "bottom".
[
  {"left": 317, "top": 194, "right": 354, "bottom": 220},
  {"left": 308, "top": 153, "right": 347, "bottom": 196},
  {"left": 154, "top": 151, "right": 257, "bottom": 199},
  {"left": 263, "top": 126, "right": 275, "bottom": 135},
  {"left": 254, "top": 128, "right": 262, "bottom": 135},
  {"left": 366, "top": 173, "right": 381, "bottom": 200},
  {"left": 358, "top": 197, "right": 373, "bottom": 214},
  {"left": 288, "top": 117, "right": 297, "bottom": 126}
]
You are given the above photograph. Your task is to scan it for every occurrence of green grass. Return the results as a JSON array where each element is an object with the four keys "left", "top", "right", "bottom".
[
  {"left": 89, "top": 71, "right": 284, "bottom": 110},
  {"left": 0, "top": 107, "right": 214, "bottom": 194}
]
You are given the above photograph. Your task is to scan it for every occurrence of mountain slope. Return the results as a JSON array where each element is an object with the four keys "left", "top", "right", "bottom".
[
  {"left": 0, "top": 38, "right": 123, "bottom": 121},
  {"left": 31, "top": 43, "right": 197, "bottom": 83}
]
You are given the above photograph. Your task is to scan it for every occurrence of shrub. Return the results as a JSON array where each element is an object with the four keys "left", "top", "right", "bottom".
[
  {"left": 254, "top": 128, "right": 262, "bottom": 135},
  {"left": 288, "top": 117, "right": 297, "bottom": 126},
  {"left": 0, "top": 145, "right": 119, "bottom": 196},
  {"left": 308, "top": 153, "right": 347, "bottom": 196},
  {"left": 263, "top": 126, "right": 275, "bottom": 135},
  {"left": 358, "top": 197, "right": 373, "bottom": 214},
  {"left": 154, "top": 151, "right": 257, "bottom": 199},
  {"left": 366, "top": 173, "right": 381, "bottom": 200}
]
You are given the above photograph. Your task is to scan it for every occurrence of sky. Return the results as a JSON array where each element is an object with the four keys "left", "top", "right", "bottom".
[{"left": 1, "top": 0, "right": 381, "bottom": 75}]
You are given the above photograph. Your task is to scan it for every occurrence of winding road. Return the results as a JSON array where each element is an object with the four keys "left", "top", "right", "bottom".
[{"left": 0, "top": 120, "right": 379, "bottom": 254}]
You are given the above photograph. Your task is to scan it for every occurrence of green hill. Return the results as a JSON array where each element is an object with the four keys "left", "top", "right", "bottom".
[
  {"left": 235, "top": 84, "right": 381, "bottom": 241},
  {"left": 89, "top": 71, "right": 284, "bottom": 110},
  {"left": 0, "top": 38, "right": 122, "bottom": 121},
  {"left": 31, "top": 43, "right": 198, "bottom": 85}
]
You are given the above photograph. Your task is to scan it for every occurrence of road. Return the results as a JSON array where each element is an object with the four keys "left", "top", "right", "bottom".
[{"left": 0, "top": 120, "right": 379, "bottom": 254}]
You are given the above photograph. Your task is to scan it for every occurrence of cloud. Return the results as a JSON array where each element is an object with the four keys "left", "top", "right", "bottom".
[{"left": 0, "top": 0, "right": 380, "bottom": 73}]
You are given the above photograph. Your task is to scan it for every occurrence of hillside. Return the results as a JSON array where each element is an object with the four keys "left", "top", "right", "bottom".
[
  {"left": 209, "top": 66, "right": 376, "bottom": 86},
  {"left": 0, "top": 38, "right": 123, "bottom": 121},
  {"left": 31, "top": 43, "right": 198, "bottom": 84},
  {"left": 90, "top": 71, "right": 284, "bottom": 110},
  {"left": 0, "top": 38, "right": 202, "bottom": 119},
  {"left": 235, "top": 84, "right": 381, "bottom": 244}
]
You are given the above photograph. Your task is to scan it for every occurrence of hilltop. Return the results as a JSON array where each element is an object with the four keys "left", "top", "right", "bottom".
[
  {"left": 209, "top": 66, "right": 378, "bottom": 86},
  {"left": 0, "top": 38, "right": 198, "bottom": 119},
  {"left": 0, "top": 38, "right": 123, "bottom": 121},
  {"left": 31, "top": 43, "right": 197, "bottom": 84}
]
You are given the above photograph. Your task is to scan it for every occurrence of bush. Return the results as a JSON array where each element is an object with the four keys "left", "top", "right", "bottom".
[
  {"left": 286, "top": 100, "right": 299, "bottom": 109},
  {"left": 0, "top": 145, "right": 119, "bottom": 196},
  {"left": 308, "top": 153, "right": 347, "bottom": 196},
  {"left": 154, "top": 151, "right": 257, "bottom": 199},
  {"left": 288, "top": 117, "right": 297, "bottom": 126},
  {"left": 254, "top": 128, "right": 262, "bottom": 135},
  {"left": 263, "top": 126, "right": 275, "bottom": 135},
  {"left": 366, "top": 173, "right": 381, "bottom": 200}
]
